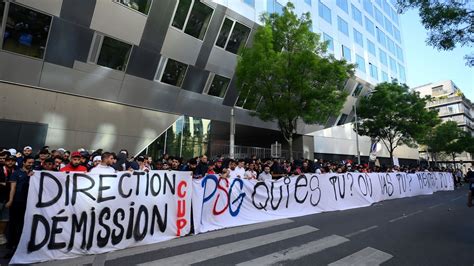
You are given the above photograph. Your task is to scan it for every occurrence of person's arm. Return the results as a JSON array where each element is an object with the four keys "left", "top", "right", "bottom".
[{"left": 6, "top": 182, "right": 16, "bottom": 208}]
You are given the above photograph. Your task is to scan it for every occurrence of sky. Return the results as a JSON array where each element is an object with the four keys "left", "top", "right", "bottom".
[{"left": 400, "top": 10, "right": 474, "bottom": 101}]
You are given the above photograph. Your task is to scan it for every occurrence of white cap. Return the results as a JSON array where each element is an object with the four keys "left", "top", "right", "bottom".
[
  {"left": 8, "top": 148, "right": 17, "bottom": 156},
  {"left": 78, "top": 148, "right": 86, "bottom": 152},
  {"left": 93, "top": 156, "right": 101, "bottom": 162},
  {"left": 23, "top": 146, "right": 32, "bottom": 150},
  {"left": 57, "top": 148, "right": 66, "bottom": 152}
]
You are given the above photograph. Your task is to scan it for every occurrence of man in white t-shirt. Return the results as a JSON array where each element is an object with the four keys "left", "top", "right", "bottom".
[
  {"left": 229, "top": 159, "right": 245, "bottom": 179},
  {"left": 258, "top": 165, "right": 273, "bottom": 181},
  {"left": 244, "top": 162, "right": 257, "bottom": 179},
  {"left": 89, "top": 152, "right": 116, "bottom": 174}
]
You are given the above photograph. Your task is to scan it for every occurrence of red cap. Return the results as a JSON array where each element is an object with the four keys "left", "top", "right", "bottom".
[{"left": 71, "top": 151, "right": 82, "bottom": 158}]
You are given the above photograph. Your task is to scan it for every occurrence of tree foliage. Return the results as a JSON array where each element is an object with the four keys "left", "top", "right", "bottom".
[
  {"left": 420, "top": 121, "right": 464, "bottom": 163},
  {"left": 236, "top": 3, "right": 354, "bottom": 160},
  {"left": 398, "top": 0, "right": 474, "bottom": 66},
  {"left": 356, "top": 82, "right": 440, "bottom": 161}
]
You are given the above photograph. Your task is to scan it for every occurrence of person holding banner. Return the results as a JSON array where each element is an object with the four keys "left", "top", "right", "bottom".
[{"left": 4, "top": 156, "right": 35, "bottom": 259}]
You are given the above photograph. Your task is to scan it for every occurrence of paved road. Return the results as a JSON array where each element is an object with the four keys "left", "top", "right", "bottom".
[{"left": 5, "top": 186, "right": 474, "bottom": 266}]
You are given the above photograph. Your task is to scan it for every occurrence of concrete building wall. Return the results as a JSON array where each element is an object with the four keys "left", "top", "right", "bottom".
[{"left": 0, "top": 82, "right": 179, "bottom": 154}]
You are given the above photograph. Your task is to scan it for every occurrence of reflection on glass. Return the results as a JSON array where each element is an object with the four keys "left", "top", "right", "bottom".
[
  {"left": 144, "top": 116, "right": 211, "bottom": 160},
  {"left": 184, "top": 1, "right": 213, "bottom": 40},
  {"left": 97, "top": 36, "right": 132, "bottom": 71},
  {"left": 225, "top": 22, "right": 250, "bottom": 54},
  {"left": 161, "top": 58, "right": 188, "bottom": 87},
  {"left": 2, "top": 3, "right": 52, "bottom": 59},
  {"left": 172, "top": 0, "right": 192, "bottom": 30},
  {"left": 0, "top": 2, "right": 4, "bottom": 26},
  {"left": 216, "top": 18, "right": 232, "bottom": 48},
  {"left": 116, "top": 0, "right": 152, "bottom": 14},
  {"left": 208, "top": 75, "right": 230, "bottom": 98}
]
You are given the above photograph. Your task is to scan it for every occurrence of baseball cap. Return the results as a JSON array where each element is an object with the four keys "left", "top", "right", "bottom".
[
  {"left": 93, "top": 156, "right": 101, "bottom": 162},
  {"left": 57, "top": 148, "right": 66, "bottom": 152},
  {"left": 5, "top": 155, "right": 16, "bottom": 161},
  {"left": 8, "top": 148, "right": 17, "bottom": 156},
  {"left": 71, "top": 151, "right": 82, "bottom": 158},
  {"left": 23, "top": 146, "right": 32, "bottom": 151},
  {"left": 136, "top": 156, "right": 145, "bottom": 162},
  {"left": 78, "top": 148, "right": 86, "bottom": 152}
]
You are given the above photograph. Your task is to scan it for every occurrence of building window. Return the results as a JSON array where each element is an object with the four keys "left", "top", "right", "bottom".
[
  {"left": 216, "top": 19, "right": 251, "bottom": 54},
  {"left": 352, "top": 83, "right": 363, "bottom": 97},
  {"left": 396, "top": 45, "right": 404, "bottom": 62},
  {"left": 381, "top": 71, "right": 389, "bottom": 82},
  {"left": 369, "top": 63, "right": 378, "bottom": 80},
  {"left": 114, "top": 0, "right": 152, "bottom": 15},
  {"left": 363, "top": 0, "right": 374, "bottom": 17},
  {"left": 391, "top": 8, "right": 399, "bottom": 25},
  {"left": 353, "top": 29, "right": 363, "bottom": 47},
  {"left": 172, "top": 0, "right": 214, "bottom": 40},
  {"left": 95, "top": 36, "right": 132, "bottom": 71},
  {"left": 318, "top": 1, "right": 332, "bottom": 24},
  {"left": 267, "top": 0, "right": 284, "bottom": 15},
  {"left": 159, "top": 58, "right": 189, "bottom": 87},
  {"left": 2, "top": 3, "right": 52, "bottom": 59},
  {"left": 342, "top": 45, "right": 351, "bottom": 61},
  {"left": 432, "top": 85, "right": 444, "bottom": 96},
  {"left": 382, "top": 0, "right": 391, "bottom": 15},
  {"left": 337, "top": 114, "right": 348, "bottom": 125},
  {"left": 398, "top": 63, "right": 406, "bottom": 83},
  {"left": 337, "top": 16, "right": 349, "bottom": 36},
  {"left": 393, "top": 27, "right": 401, "bottom": 43},
  {"left": 367, "top": 39, "right": 376, "bottom": 56},
  {"left": 379, "top": 48, "right": 388, "bottom": 66},
  {"left": 0, "top": 2, "right": 4, "bottom": 25},
  {"left": 243, "top": 0, "right": 255, "bottom": 7},
  {"left": 384, "top": 16, "right": 393, "bottom": 35},
  {"left": 305, "top": 0, "right": 312, "bottom": 6},
  {"left": 389, "top": 56, "right": 397, "bottom": 74},
  {"left": 207, "top": 74, "right": 230, "bottom": 98},
  {"left": 336, "top": 0, "right": 348, "bottom": 13},
  {"left": 235, "top": 90, "right": 261, "bottom": 110},
  {"left": 387, "top": 37, "right": 396, "bottom": 55},
  {"left": 374, "top": 7, "right": 384, "bottom": 25},
  {"left": 376, "top": 0, "right": 382, "bottom": 7},
  {"left": 351, "top": 4, "right": 362, "bottom": 26},
  {"left": 365, "top": 16, "right": 375, "bottom": 36},
  {"left": 356, "top": 54, "right": 366, "bottom": 73},
  {"left": 323, "top": 33, "right": 334, "bottom": 52},
  {"left": 376, "top": 27, "right": 386, "bottom": 47}
]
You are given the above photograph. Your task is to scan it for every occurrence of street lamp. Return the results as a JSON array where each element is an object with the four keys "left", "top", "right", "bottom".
[{"left": 354, "top": 104, "right": 361, "bottom": 165}]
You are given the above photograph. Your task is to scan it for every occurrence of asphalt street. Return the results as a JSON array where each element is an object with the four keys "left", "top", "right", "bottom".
[{"left": 4, "top": 185, "right": 473, "bottom": 266}]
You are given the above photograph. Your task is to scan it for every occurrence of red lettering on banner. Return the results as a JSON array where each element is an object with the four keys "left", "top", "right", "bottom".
[
  {"left": 176, "top": 180, "right": 188, "bottom": 236},
  {"left": 213, "top": 178, "right": 230, "bottom": 215}
]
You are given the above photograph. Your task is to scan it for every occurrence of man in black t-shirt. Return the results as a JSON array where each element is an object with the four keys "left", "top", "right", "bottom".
[{"left": 5, "top": 156, "right": 34, "bottom": 257}]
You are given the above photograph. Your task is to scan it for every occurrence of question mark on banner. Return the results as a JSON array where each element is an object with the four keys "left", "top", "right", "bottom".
[{"left": 347, "top": 173, "right": 354, "bottom": 196}]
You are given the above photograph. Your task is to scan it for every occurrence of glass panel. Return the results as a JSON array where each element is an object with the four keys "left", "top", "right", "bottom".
[
  {"left": 337, "top": 16, "right": 348, "bottom": 36},
  {"left": 305, "top": 0, "right": 312, "bottom": 6},
  {"left": 363, "top": 0, "right": 374, "bottom": 16},
  {"left": 323, "top": 33, "right": 334, "bottom": 51},
  {"left": 367, "top": 39, "right": 376, "bottom": 56},
  {"left": 0, "top": 2, "right": 4, "bottom": 25},
  {"left": 116, "top": 0, "right": 152, "bottom": 14},
  {"left": 161, "top": 58, "right": 188, "bottom": 87},
  {"left": 216, "top": 18, "right": 233, "bottom": 48},
  {"left": 225, "top": 22, "right": 250, "bottom": 54},
  {"left": 382, "top": 71, "right": 389, "bottom": 82},
  {"left": 318, "top": 1, "right": 332, "bottom": 24},
  {"left": 3, "top": 4, "right": 52, "bottom": 59},
  {"left": 342, "top": 45, "right": 351, "bottom": 61},
  {"left": 354, "top": 29, "right": 363, "bottom": 47},
  {"left": 351, "top": 4, "right": 362, "bottom": 25},
  {"left": 365, "top": 17, "right": 375, "bottom": 36},
  {"left": 353, "top": 83, "right": 363, "bottom": 97},
  {"left": 97, "top": 36, "right": 132, "bottom": 71},
  {"left": 172, "top": 0, "right": 192, "bottom": 30},
  {"left": 356, "top": 54, "right": 366, "bottom": 72},
  {"left": 336, "top": 0, "right": 348, "bottom": 13},
  {"left": 184, "top": 1, "right": 213, "bottom": 40},
  {"left": 379, "top": 49, "right": 387, "bottom": 65},
  {"left": 244, "top": 0, "right": 255, "bottom": 7},
  {"left": 208, "top": 75, "right": 230, "bottom": 98}
]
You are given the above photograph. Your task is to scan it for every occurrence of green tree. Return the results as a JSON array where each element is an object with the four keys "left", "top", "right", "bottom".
[
  {"left": 445, "top": 129, "right": 474, "bottom": 168},
  {"left": 420, "top": 121, "right": 462, "bottom": 166},
  {"left": 356, "top": 82, "right": 440, "bottom": 162},
  {"left": 398, "top": 0, "right": 474, "bottom": 66},
  {"left": 236, "top": 3, "right": 354, "bottom": 160}
]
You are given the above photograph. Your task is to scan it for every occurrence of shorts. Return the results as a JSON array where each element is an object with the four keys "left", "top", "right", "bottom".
[{"left": 0, "top": 202, "right": 9, "bottom": 222}]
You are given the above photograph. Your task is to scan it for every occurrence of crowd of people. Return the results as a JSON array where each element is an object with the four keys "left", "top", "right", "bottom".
[{"left": 0, "top": 145, "right": 473, "bottom": 259}]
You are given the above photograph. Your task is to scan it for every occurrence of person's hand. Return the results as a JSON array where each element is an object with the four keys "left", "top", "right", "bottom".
[
  {"left": 16, "top": 152, "right": 22, "bottom": 158},
  {"left": 28, "top": 170, "right": 35, "bottom": 176},
  {"left": 5, "top": 201, "right": 12, "bottom": 208}
]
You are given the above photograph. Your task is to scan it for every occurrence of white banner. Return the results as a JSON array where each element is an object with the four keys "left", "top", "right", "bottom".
[
  {"left": 192, "top": 172, "right": 454, "bottom": 233},
  {"left": 11, "top": 171, "right": 193, "bottom": 264}
]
